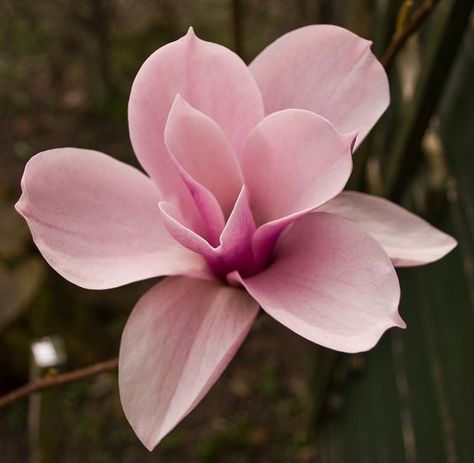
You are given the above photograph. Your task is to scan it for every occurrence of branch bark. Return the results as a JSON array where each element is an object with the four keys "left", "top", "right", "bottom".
[
  {"left": 381, "top": 0, "right": 440, "bottom": 71},
  {"left": 0, "top": 358, "right": 118, "bottom": 409},
  {"left": 383, "top": 0, "right": 474, "bottom": 199}
]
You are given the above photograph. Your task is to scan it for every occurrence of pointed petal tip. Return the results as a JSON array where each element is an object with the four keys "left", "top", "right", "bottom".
[
  {"left": 169, "top": 92, "right": 187, "bottom": 112},
  {"left": 124, "top": 416, "right": 166, "bottom": 452},
  {"left": 15, "top": 163, "right": 30, "bottom": 216},
  {"left": 14, "top": 193, "right": 26, "bottom": 216},
  {"left": 349, "top": 316, "right": 406, "bottom": 354},
  {"left": 136, "top": 434, "right": 158, "bottom": 452},
  {"left": 142, "top": 435, "right": 162, "bottom": 453},
  {"left": 426, "top": 233, "right": 458, "bottom": 264},
  {"left": 15, "top": 171, "right": 34, "bottom": 220},
  {"left": 185, "top": 26, "right": 197, "bottom": 39},
  {"left": 144, "top": 443, "right": 155, "bottom": 453},
  {"left": 345, "top": 131, "right": 358, "bottom": 153},
  {"left": 446, "top": 235, "right": 458, "bottom": 253},
  {"left": 420, "top": 233, "right": 458, "bottom": 265},
  {"left": 394, "top": 312, "right": 407, "bottom": 330},
  {"left": 363, "top": 37, "right": 373, "bottom": 49}
]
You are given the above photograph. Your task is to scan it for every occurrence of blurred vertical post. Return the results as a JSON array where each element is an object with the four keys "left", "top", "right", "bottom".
[
  {"left": 232, "top": 0, "right": 243, "bottom": 58},
  {"left": 29, "top": 336, "right": 67, "bottom": 463}
]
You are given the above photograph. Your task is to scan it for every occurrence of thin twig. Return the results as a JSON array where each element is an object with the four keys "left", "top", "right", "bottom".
[
  {"left": 0, "top": 357, "right": 118, "bottom": 409},
  {"left": 381, "top": 0, "right": 440, "bottom": 70},
  {"left": 383, "top": 0, "right": 472, "bottom": 199}
]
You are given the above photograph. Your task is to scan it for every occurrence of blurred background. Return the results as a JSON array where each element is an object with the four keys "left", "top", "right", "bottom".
[{"left": 0, "top": 0, "right": 473, "bottom": 462}]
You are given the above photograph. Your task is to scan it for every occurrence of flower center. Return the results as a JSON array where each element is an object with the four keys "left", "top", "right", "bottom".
[
  {"left": 160, "top": 187, "right": 282, "bottom": 284},
  {"left": 204, "top": 228, "right": 265, "bottom": 282}
]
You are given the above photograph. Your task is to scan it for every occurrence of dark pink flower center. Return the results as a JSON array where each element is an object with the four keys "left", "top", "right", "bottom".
[{"left": 160, "top": 186, "right": 289, "bottom": 283}]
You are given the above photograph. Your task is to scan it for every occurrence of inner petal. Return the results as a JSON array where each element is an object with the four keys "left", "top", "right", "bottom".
[
  {"left": 159, "top": 187, "right": 267, "bottom": 280},
  {"left": 217, "top": 187, "right": 259, "bottom": 277},
  {"left": 174, "top": 169, "right": 225, "bottom": 246},
  {"left": 165, "top": 95, "right": 244, "bottom": 218}
]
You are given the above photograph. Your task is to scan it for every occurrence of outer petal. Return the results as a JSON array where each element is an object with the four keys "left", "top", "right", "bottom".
[
  {"left": 239, "top": 213, "right": 404, "bottom": 353},
  {"left": 129, "top": 28, "right": 264, "bottom": 200},
  {"left": 250, "top": 25, "right": 389, "bottom": 147},
  {"left": 119, "top": 276, "right": 259, "bottom": 450},
  {"left": 319, "top": 191, "right": 457, "bottom": 266},
  {"left": 15, "top": 148, "right": 206, "bottom": 289},
  {"left": 240, "top": 109, "right": 354, "bottom": 224},
  {"left": 165, "top": 95, "right": 243, "bottom": 218}
]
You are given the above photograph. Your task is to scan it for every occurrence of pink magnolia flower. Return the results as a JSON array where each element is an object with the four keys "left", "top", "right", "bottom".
[{"left": 16, "top": 25, "right": 456, "bottom": 449}]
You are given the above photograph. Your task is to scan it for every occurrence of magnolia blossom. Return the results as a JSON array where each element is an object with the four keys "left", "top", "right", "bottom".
[{"left": 16, "top": 25, "right": 456, "bottom": 449}]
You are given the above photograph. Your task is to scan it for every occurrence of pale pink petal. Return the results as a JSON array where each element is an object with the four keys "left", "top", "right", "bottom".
[
  {"left": 239, "top": 213, "right": 403, "bottom": 353},
  {"left": 240, "top": 109, "right": 354, "bottom": 224},
  {"left": 119, "top": 276, "right": 259, "bottom": 450},
  {"left": 250, "top": 25, "right": 389, "bottom": 147},
  {"left": 319, "top": 191, "right": 457, "bottom": 266},
  {"left": 129, "top": 28, "right": 264, "bottom": 200},
  {"left": 165, "top": 95, "right": 243, "bottom": 217},
  {"left": 15, "top": 148, "right": 207, "bottom": 289}
]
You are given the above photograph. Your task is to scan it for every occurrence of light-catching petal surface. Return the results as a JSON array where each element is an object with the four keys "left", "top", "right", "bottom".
[
  {"left": 240, "top": 109, "right": 354, "bottom": 224},
  {"left": 250, "top": 25, "right": 389, "bottom": 147},
  {"left": 240, "top": 213, "right": 403, "bottom": 353},
  {"left": 15, "top": 148, "right": 206, "bottom": 289},
  {"left": 119, "top": 276, "right": 259, "bottom": 450},
  {"left": 129, "top": 28, "right": 263, "bottom": 201},
  {"left": 319, "top": 191, "right": 457, "bottom": 266}
]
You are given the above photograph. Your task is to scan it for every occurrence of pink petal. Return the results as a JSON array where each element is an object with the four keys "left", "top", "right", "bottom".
[
  {"left": 250, "top": 25, "right": 389, "bottom": 147},
  {"left": 239, "top": 213, "right": 404, "bottom": 353},
  {"left": 15, "top": 148, "right": 207, "bottom": 289},
  {"left": 129, "top": 28, "right": 264, "bottom": 200},
  {"left": 165, "top": 95, "right": 243, "bottom": 217},
  {"left": 319, "top": 191, "right": 457, "bottom": 266},
  {"left": 119, "top": 276, "right": 259, "bottom": 450},
  {"left": 240, "top": 109, "right": 354, "bottom": 224}
]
